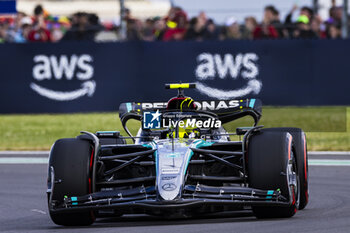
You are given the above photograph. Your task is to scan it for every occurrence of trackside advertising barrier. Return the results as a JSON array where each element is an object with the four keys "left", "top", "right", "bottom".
[
  {"left": 0, "top": 40, "right": 349, "bottom": 113},
  {"left": 0, "top": 0, "right": 16, "bottom": 14}
]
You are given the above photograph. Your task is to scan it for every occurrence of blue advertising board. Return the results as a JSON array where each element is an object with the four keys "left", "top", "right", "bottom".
[
  {"left": 0, "top": 0, "right": 16, "bottom": 14},
  {"left": 0, "top": 40, "right": 349, "bottom": 113}
]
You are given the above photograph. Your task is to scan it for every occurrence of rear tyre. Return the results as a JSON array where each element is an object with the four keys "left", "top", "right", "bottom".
[
  {"left": 248, "top": 131, "right": 299, "bottom": 218},
  {"left": 262, "top": 128, "right": 308, "bottom": 210},
  {"left": 48, "top": 138, "right": 95, "bottom": 226}
]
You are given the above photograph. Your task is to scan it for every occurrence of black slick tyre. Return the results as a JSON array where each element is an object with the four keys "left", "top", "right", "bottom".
[
  {"left": 47, "top": 138, "right": 95, "bottom": 226},
  {"left": 261, "top": 128, "right": 309, "bottom": 210},
  {"left": 248, "top": 131, "right": 299, "bottom": 218}
]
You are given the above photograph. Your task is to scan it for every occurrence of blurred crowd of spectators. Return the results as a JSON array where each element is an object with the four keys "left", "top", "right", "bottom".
[
  {"left": 0, "top": 1, "right": 347, "bottom": 43},
  {"left": 129, "top": 3, "right": 345, "bottom": 41},
  {"left": 0, "top": 5, "right": 104, "bottom": 43}
]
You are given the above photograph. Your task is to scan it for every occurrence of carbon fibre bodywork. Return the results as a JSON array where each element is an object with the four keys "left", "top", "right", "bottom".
[{"left": 47, "top": 97, "right": 295, "bottom": 217}]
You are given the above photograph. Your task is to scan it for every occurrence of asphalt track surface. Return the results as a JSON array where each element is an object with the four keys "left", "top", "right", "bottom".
[{"left": 0, "top": 152, "right": 350, "bottom": 233}]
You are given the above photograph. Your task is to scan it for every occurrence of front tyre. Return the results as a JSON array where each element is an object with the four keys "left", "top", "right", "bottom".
[
  {"left": 47, "top": 138, "right": 95, "bottom": 226},
  {"left": 261, "top": 128, "right": 309, "bottom": 210},
  {"left": 248, "top": 131, "right": 299, "bottom": 218}
]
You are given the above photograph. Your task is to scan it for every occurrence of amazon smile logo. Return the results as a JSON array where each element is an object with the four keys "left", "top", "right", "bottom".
[
  {"left": 30, "top": 54, "right": 95, "bottom": 101},
  {"left": 194, "top": 53, "right": 262, "bottom": 99}
]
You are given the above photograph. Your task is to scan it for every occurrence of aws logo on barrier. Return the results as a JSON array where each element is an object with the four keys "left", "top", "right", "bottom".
[
  {"left": 30, "top": 54, "right": 95, "bottom": 101},
  {"left": 195, "top": 53, "right": 262, "bottom": 99}
]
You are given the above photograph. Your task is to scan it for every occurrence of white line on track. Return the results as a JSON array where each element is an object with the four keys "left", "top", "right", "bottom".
[
  {"left": 309, "top": 151, "right": 350, "bottom": 155},
  {"left": 0, "top": 157, "right": 48, "bottom": 164},
  {"left": 0, "top": 151, "right": 49, "bottom": 155},
  {"left": 308, "top": 159, "right": 350, "bottom": 166},
  {"left": 30, "top": 209, "right": 47, "bottom": 215}
]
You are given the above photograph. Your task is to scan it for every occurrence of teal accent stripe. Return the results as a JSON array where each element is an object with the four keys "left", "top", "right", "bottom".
[
  {"left": 72, "top": 202, "right": 78, "bottom": 205},
  {"left": 185, "top": 140, "right": 215, "bottom": 173},
  {"left": 154, "top": 148, "right": 158, "bottom": 176},
  {"left": 126, "top": 102, "right": 132, "bottom": 112},
  {"left": 143, "top": 142, "right": 158, "bottom": 175},
  {"left": 266, "top": 190, "right": 274, "bottom": 199},
  {"left": 249, "top": 99, "right": 256, "bottom": 108},
  {"left": 184, "top": 151, "right": 194, "bottom": 174}
]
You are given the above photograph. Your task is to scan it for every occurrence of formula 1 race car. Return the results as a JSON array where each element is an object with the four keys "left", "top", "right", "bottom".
[{"left": 47, "top": 83, "right": 309, "bottom": 226}]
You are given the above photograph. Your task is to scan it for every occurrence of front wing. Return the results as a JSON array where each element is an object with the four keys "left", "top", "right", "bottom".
[{"left": 50, "top": 184, "right": 290, "bottom": 214}]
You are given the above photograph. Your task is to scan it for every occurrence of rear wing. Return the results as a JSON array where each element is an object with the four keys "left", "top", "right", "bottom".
[{"left": 119, "top": 99, "right": 262, "bottom": 125}]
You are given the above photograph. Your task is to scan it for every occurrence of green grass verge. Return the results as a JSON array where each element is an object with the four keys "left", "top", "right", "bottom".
[{"left": 0, "top": 106, "right": 349, "bottom": 151}]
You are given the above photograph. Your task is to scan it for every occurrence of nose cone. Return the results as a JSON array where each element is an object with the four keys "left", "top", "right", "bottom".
[
  {"left": 156, "top": 141, "right": 192, "bottom": 201},
  {"left": 158, "top": 176, "right": 181, "bottom": 201}
]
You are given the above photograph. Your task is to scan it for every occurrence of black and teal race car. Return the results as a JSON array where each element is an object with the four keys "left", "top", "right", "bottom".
[{"left": 47, "top": 83, "right": 309, "bottom": 226}]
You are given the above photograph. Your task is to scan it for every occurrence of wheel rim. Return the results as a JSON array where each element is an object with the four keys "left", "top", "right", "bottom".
[{"left": 287, "top": 150, "right": 300, "bottom": 208}]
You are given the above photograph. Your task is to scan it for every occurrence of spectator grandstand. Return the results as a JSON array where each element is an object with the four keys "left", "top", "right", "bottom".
[{"left": 0, "top": 0, "right": 347, "bottom": 42}]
